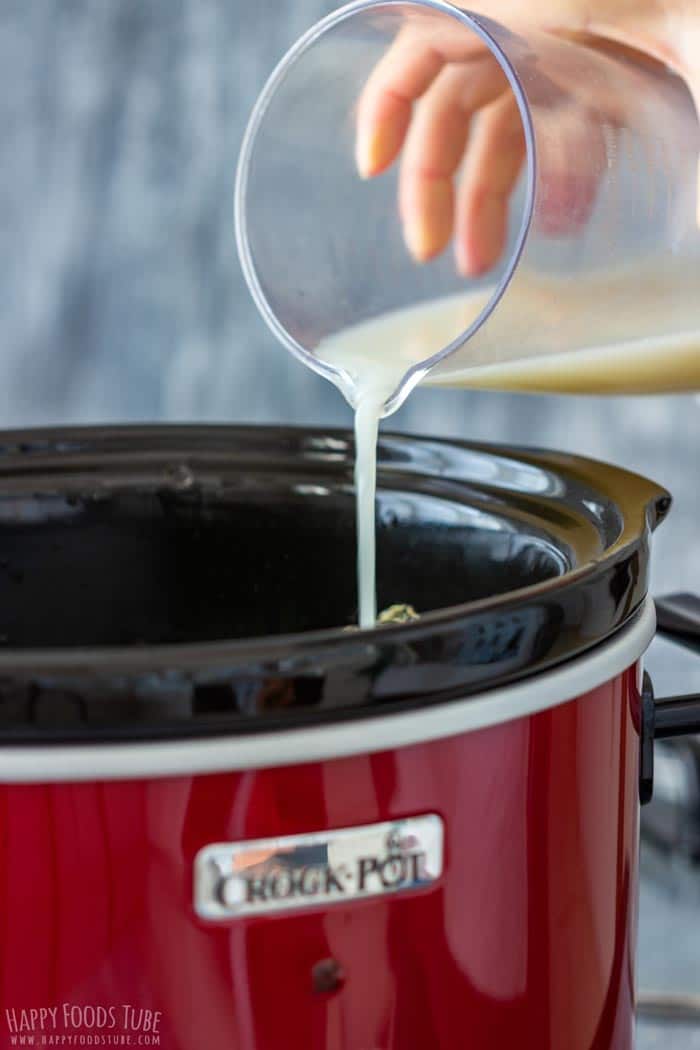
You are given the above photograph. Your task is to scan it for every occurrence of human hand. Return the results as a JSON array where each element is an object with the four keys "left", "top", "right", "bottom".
[{"left": 355, "top": 1, "right": 700, "bottom": 276}]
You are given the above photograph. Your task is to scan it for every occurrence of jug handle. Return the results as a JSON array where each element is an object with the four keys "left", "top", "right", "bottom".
[{"left": 639, "top": 593, "right": 700, "bottom": 804}]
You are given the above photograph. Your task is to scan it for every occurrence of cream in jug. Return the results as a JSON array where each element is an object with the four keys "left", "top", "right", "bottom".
[{"left": 320, "top": 262, "right": 700, "bottom": 626}]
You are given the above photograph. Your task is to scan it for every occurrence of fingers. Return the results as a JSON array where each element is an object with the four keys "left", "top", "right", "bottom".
[
  {"left": 355, "top": 16, "right": 488, "bottom": 179},
  {"left": 398, "top": 57, "right": 511, "bottom": 261},
  {"left": 455, "top": 91, "right": 526, "bottom": 275},
  {"left": 355, "top": 12, "right": 653, "bottom": 274},
  {"left": 454, "top": 95, "right": 607, "bottom": 276},
  {"left": 355, "top": 31, "right": 444, "bottom": 178}
]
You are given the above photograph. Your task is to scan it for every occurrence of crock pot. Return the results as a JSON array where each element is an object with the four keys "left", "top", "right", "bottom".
[{"left": 0, "top": 424, "right": 698, "bottom": 1050}]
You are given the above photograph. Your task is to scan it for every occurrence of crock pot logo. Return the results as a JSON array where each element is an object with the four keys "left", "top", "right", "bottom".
[
  {"left": 194, "top": 815, "right": 444, "bottom": 920},
  {"left": 241, "top": 843, "right": 428, "bottom": 905}
]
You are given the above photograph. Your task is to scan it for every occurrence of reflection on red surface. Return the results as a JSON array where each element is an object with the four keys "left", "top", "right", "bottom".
[{"left": 0, "top": 666, "right": 640, "bottom": 1050}]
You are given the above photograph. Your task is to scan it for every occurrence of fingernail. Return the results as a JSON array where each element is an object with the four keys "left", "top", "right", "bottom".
[
  {"left": 355, "top": 120, "right": 404, "bottom": 179},
  {"left": 456, "top": 193, "right": 504, "bottom": 277},
  {"left": 456, "top": 240, "right": 483, "bottom": 277},
  {"left": 355, "top": 129, "right": 376, "bottom": 179},
  {"left": 401, "top": 177, "right": 453, "bottom": 263},
  {"left": 403, "top": 214, "right": 437, "bottom": 262}
]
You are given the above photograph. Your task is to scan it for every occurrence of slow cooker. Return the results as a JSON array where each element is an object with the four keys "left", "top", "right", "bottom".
[{"left": 0, "top": 424, "right": 698, "bottom": 1050}]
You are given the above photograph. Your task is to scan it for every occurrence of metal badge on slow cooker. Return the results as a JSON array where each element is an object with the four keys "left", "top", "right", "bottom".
[{"left": 194, "top": 815, "right": 444, "bottom": 919}]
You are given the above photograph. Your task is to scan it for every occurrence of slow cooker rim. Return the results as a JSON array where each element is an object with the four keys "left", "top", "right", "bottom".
[
  {"left": 0, "top": 422, "right": 668, "bottom": 675},
  {"left": 0, "top": 597, "right": 656, "bottom": 781}
]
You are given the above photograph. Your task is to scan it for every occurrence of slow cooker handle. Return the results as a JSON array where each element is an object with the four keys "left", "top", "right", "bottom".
[
  {"left": 639, "top": 594, "right": 700, "bottom": 804},
  {"left": 654, "top": 593, "right": 700, "bottom": 738},
  {"left": 655, "top": 592, "right": 700, "bottom": 649}
]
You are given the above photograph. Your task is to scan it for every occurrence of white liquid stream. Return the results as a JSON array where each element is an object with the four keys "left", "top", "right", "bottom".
[
  {"left": 353, "top": 391, "right": 383, "bottom": 627},
  {"left": 319, "top": 268, "right": 700, "bottom": 627}
]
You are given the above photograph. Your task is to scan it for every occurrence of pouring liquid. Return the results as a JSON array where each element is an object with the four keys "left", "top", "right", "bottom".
[
  {"left": 353, "top": 389, "right": 384, "bottom": 627},
  {"left": 320, "top": 267, "right": 700, "bottom": 627}
]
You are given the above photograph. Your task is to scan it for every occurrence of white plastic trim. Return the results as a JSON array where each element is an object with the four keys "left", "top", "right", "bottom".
[{"left": 0, "top": 598, "right": 656, "bottom": 783}]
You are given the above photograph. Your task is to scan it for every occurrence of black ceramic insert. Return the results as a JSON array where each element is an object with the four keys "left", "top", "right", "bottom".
[{"left": 0, "top": 425, "right": 670, "bottom": 740}]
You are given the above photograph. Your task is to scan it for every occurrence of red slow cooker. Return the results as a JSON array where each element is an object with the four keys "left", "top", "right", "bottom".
[{"left": 0, "top": 424, "right": 698, "bottom": 1050}]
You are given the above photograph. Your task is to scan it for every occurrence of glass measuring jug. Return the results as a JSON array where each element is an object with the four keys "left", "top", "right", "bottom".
[{"left": 235, "top": 0, "right": 700, "bottom": 413}]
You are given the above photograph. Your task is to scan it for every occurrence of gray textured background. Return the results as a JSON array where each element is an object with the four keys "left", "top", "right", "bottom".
[{"left": 1, "top": 0, "right": 699, "bottom": 1042}]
